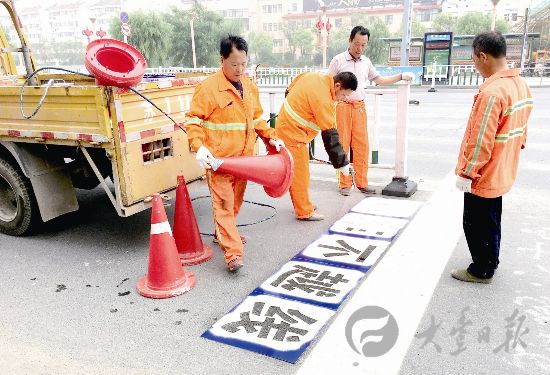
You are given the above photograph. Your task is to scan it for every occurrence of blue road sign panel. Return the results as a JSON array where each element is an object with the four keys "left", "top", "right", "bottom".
[{"left": 119, "top": 11, "right": 129, "bottom": 24}]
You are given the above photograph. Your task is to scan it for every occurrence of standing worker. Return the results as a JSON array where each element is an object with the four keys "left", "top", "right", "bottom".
[
  {"left": 276, "top": 71, "right": 355, "bottom": 221},
  {"left": 184, "top": 35, "right": 284, "bottom": 272},
  {"left": 453, "top": 31, "right": 533, "bottom": 283},
  {"left": 328, "top": 25, "right": 414, "bottom": 196}
]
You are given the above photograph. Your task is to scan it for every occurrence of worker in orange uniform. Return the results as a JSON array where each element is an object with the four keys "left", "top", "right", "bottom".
[
  {"left": 329, "top": 26, "right": 414, "bottom": 196},
  {"left": 276, "top": 71, "right": 356, "bottom": 221},
  {"left": 452, "top": 32, "right": 533, "bottom": 283},
  {"left": 184, "top": 35, "right": 283, "bottom": 272}
]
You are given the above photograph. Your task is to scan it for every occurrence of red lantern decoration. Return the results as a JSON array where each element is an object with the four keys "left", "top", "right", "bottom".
[
  {"left": 82, "top": 27, "right": 93, "bottom": 43},
  {"left": 96, "top": 28, "right": 106, "bottom": 39}
]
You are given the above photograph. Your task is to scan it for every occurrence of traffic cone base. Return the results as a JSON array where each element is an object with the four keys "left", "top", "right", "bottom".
[
  {"left": 137, "top": 269, "right": 196, "bottom": 299},
  {"left": 180, "top": 244, "right": 215, "bottom": 266},
  {"left": 137, "top": 193, "right": 196, "bottom": 299},
  {"left": 173, "top": 175, "right": 214, "bottom": 265}
]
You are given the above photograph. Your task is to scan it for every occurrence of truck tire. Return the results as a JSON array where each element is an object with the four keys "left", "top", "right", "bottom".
[{"left": 0, "top": 158, "right": 39, "bottom": 236}]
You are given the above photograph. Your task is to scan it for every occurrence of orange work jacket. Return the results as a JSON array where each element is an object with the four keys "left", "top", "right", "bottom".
[
  {"left": 275, "top": 72, "right": 337, "bottom": 144},
  {"left": 455, "top": 68, "right": 533, "bottom": 198},
  {"left": 184, "top": 70, "right": 277, "bottom": 157}
]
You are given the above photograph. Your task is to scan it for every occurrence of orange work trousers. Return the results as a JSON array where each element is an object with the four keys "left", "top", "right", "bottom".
[
  {"left": 283, "top": 140, "right": 315, "bottom": 219},
  {"left": 206, "top": 170, "right": 247, "bottom": 263},
  {"left": 336, "top": 101, "right": 369, "bottom": 189}
]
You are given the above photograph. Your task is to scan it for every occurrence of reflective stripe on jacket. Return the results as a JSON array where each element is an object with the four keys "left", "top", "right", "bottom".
[
  {"left": 184, "top": 70, "right": 277, "bottom": 157},
  {"left": 275, "top": 72, "right": 338, "bottom": 145},
  {"left": 455, "top": 68, "right": 533, "bottom": 198}
]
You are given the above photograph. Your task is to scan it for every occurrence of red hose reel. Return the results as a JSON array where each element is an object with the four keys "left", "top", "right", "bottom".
[{"left": 85, "top": 39, "right": 147, "bottom": 87}]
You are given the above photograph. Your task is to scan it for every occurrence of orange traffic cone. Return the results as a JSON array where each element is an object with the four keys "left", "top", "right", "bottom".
[
  {"left": 209, "top": 146, "right": 294, "bottom": 198},
  {"left": 137, "top": 193, "right": 196, "bottom": 299},
  {"left": 173, "top": 175, "right": 214, "bottom": 265}
]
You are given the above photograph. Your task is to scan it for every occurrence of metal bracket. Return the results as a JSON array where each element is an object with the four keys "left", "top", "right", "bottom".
[{"left": 79, "top": 145, "right": 122, "bottom": 216}]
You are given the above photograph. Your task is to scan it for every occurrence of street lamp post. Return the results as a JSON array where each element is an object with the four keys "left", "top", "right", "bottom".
[
  {"left": 189, "top": 11, "right": 197, "bottom": 69},
  {"left": 89, "top": 17, "right": 97, "bottom": 39},
  {"left": 491, "top": 0, "right": 500, "bottom": 30},
  {"left": 519, "top": 6, "right": 530, "bottom": 73},
  {"left": 321, "top": 5, "right": 327, "bottom": 68}
]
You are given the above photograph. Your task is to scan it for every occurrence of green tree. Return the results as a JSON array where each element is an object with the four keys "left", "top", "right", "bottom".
[
  {"left": 328, "top": 28, "right": 351, "bottom": 61},
  {"left": 163, "top": 3, "right": 242, "bottom": 67},
  {"left": 412, "top": 20, "right": 426, "bottom": 37},
  {"left": 455, "top": 12, "right": 509, "bottom": 35},
  {"left": 248, "top": 32, "right": 276, "bottom": 65},
  {"left": 109, "top": 10, "right": 172, "bottom": 67},
  {"left": 294, "top": 28, "right": 314, "bottom": 56},
  {"left": 431, "top": 13, "right": 458, "bottom": 32},
  {"left": 282, "top": 22, "right": 299, "bottom": 58},
  {"left": 364, "top": 18, "right": 391, "bottom": 64}
]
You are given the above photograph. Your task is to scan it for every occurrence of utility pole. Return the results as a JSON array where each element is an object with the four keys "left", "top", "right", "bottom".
[
  {"left": 190, "top": 11, "right": 197, "bottom": 69},
  {"left": 321, "top": 5, "right": 327, "bottom": 69},
  {"left": 520, "top": 6, "right": 530, "bottom": 73},
  {"left": 400, "top": 0, "right": 413, "bottom": 66},
  {"left": 491, "top": 0, "right": 501, "bottom": 31}
]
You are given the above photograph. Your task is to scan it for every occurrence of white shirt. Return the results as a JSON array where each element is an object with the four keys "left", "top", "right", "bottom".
[{"left": 328, "top": 50, "right": 380, "bottom": 101}]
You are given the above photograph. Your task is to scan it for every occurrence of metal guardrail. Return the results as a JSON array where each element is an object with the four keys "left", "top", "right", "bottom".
[{"left": 145, "top": 65, "right": 550, "bottom": 88}]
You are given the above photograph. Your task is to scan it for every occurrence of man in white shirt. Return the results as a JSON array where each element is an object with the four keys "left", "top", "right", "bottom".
[{"left": 328, "top": 26, "right": 414, "bottom": 196}]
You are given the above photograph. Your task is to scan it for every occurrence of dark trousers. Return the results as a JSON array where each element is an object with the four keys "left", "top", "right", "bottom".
[{"left": 463, "top": 193, "right": 502, "bottom": 278}]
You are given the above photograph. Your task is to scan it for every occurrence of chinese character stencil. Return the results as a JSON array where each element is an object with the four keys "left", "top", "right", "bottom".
[
  {"left": 329, "top": 212, "right": 408, "bottom": 240},
  {"left": 270, "top": 264, "right": 350, "bottom": 298},
  {"left": 221, "top": 301, "right": 317, "bottom": 342},
  {"left": 478, "top": 326, "right": 491, "bottom": 344},
  {"left": 261, "top": 261, "right": 366, "bottom": 306},
  {"left": 415, "top": 315, "right": 443, "bottom": 353},
  {"left": 449, "top": 307, "right": 473, "bottom": 356},
  {"left": 493, "top": 308, "right": 529, "bottom": 353},
  {"left": 301, "top": 234, "right": 389, "bottom": 267},
  {"left": 318, "top": 239, "right": 377, "bottom": 263}
]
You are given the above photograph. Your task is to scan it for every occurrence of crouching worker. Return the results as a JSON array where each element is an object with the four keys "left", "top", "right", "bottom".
[
  {"left": 184, "top": 35, "right": 284, "bottom": 272},
  {"left": 275, "top": 71, "right": 356, "bottom": 221}
]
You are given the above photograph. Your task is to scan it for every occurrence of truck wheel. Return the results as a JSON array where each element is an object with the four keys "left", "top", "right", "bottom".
[{"left": 0, "top": 159, "right": 39, "bottom": 236}]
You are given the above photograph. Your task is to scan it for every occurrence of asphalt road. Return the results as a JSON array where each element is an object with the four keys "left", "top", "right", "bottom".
[{"left": 1, "top": 87, "right": 548, "bottom": 374}]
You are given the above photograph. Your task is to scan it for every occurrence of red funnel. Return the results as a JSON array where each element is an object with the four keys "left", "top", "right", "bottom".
[
  {"left": 85, "top": 38, "right": 147, "bottom": 87},
  {"left": 211, "top": 146, "right": 294, "bottom": 198}
]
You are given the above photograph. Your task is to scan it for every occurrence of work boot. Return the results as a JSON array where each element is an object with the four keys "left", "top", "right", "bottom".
[
  {"left": 358, "top": 186, "right": 376, "bottom": 195},
  {"left": 451, "top": 269, "right": 492, "bottom": 284},
  {"left": 298, "top": 212, "right": 325, "bottom": 221},
  {"left": 339, "top": 187, "right": 351, "bottom": 196},
  {"left": 227, "top": 257, "right": 244, "bottom": 273},
  {"left": 213, "top": 235, "right": 247, "bottom": 245}
]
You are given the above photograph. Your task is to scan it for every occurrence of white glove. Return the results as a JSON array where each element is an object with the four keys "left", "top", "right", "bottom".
[
  {"left": 401, "top": 72, "right": 415, "bottom": 81},
  {"left": 338, "top": 164, "right": 351, "bottom": 176},
  {"left": 269, "top": 138, "right": 285, "bottom": 152},
  {"left": 456, "top": 176, "right": 472, "bottom": 193},
  {"left": 196, "top": 146, "right": 214, "bottom": 169}
]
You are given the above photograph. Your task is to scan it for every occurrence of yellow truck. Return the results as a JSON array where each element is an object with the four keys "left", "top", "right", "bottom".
[{"left": 0, "top": 0, "right": 204, "bottom": 235}]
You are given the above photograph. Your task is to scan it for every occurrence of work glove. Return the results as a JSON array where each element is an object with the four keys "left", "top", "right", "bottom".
[
  {"left": 338, "top": 163, "right": 351, "bottom": 176},
  {"left": 269, "top": 138, "right": 285, "bottom": 152},
  {"left": 196, "top": 146, "right": 215, "bottom": 169},
  {"left": 455, "top": 176, "right": 472, "bottom": 193},
  {"left": 401, "top": 72, "right": 415, "bottom": 81}
]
